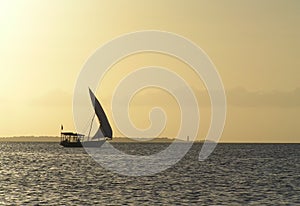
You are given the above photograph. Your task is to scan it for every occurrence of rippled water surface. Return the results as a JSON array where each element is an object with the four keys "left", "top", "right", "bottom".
[{"left": 0, "top": 142, "right": 299, "bottom": 205}]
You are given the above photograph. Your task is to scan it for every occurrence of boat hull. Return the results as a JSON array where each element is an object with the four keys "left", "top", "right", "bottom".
[
  {"left": 60, "top": 140, "right": 105, "bottom": 148},
  {"left": 82, "top": 140, "right": 105, "bottom": 147}
]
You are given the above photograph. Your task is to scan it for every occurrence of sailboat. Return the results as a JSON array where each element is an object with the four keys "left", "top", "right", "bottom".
[{"left": 60, "top": 88, "right": 113, "bottom": 147}]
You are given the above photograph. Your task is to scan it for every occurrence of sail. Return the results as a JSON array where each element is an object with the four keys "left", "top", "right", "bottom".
[
  {"left": 91, "top": 127, "right": 105, "bottom": 140},
  {"left": 88, "top": 88, "right": 113, "bottom": 138}
]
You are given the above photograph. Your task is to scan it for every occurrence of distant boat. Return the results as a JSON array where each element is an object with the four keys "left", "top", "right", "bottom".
[{"left": 60, "top": 88, "right": 113, "bottom": 147}]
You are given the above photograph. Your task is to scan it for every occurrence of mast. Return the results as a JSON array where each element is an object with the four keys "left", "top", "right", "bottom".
[
  {"left": 87, "top": 113, "right": 96, "bottom": 141},
  {"left": 60, "top": 124, "right": 63, "bottom": 142}
]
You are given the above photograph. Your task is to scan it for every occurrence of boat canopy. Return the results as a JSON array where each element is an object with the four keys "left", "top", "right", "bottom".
[{"left": 61, "top": 132, "right": 84, "bottom": 137}]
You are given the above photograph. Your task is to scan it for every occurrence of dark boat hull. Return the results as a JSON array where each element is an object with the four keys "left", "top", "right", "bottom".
[{"left": 60, "top": 140, "right": 105, "bottom": 148}]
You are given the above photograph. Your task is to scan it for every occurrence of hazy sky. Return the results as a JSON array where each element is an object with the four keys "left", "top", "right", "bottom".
[{"left": 0, "top": 0, "right": 299, "bottom": 142}]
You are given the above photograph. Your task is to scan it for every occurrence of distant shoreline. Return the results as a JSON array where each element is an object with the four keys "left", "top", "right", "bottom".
[
  {"left": 0, "top": 136, "right": 298, "bottom": 143},
  {"left": 0, "top": 136, "right": 196, "bottom": 143},
  {"left": 0, "top": 136, "right": 60, "bottom": 142}
]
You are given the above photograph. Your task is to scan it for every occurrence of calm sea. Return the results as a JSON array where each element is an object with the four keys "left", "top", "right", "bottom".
[{"left": 0, "top": 142, "right": 299, "bottom": 205}]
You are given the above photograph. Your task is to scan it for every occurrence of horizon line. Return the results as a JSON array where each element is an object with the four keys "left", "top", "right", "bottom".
[{"left": 0, "top": 136, "right": 299, "bottom": 144}]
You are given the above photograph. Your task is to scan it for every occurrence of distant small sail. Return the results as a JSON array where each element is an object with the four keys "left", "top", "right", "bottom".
[{"left": 88, "top": 88, "right": 113, "bottom": 139}]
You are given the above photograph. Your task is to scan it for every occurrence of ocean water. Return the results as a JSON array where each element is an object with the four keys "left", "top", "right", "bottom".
[{"left": 0, "top": 142, "right": 299, "bottom": 205}]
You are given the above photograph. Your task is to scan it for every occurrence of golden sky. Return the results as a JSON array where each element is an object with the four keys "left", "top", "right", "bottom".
[{"left": 0, "top": 0, "right": 299, "bottom": 142}]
